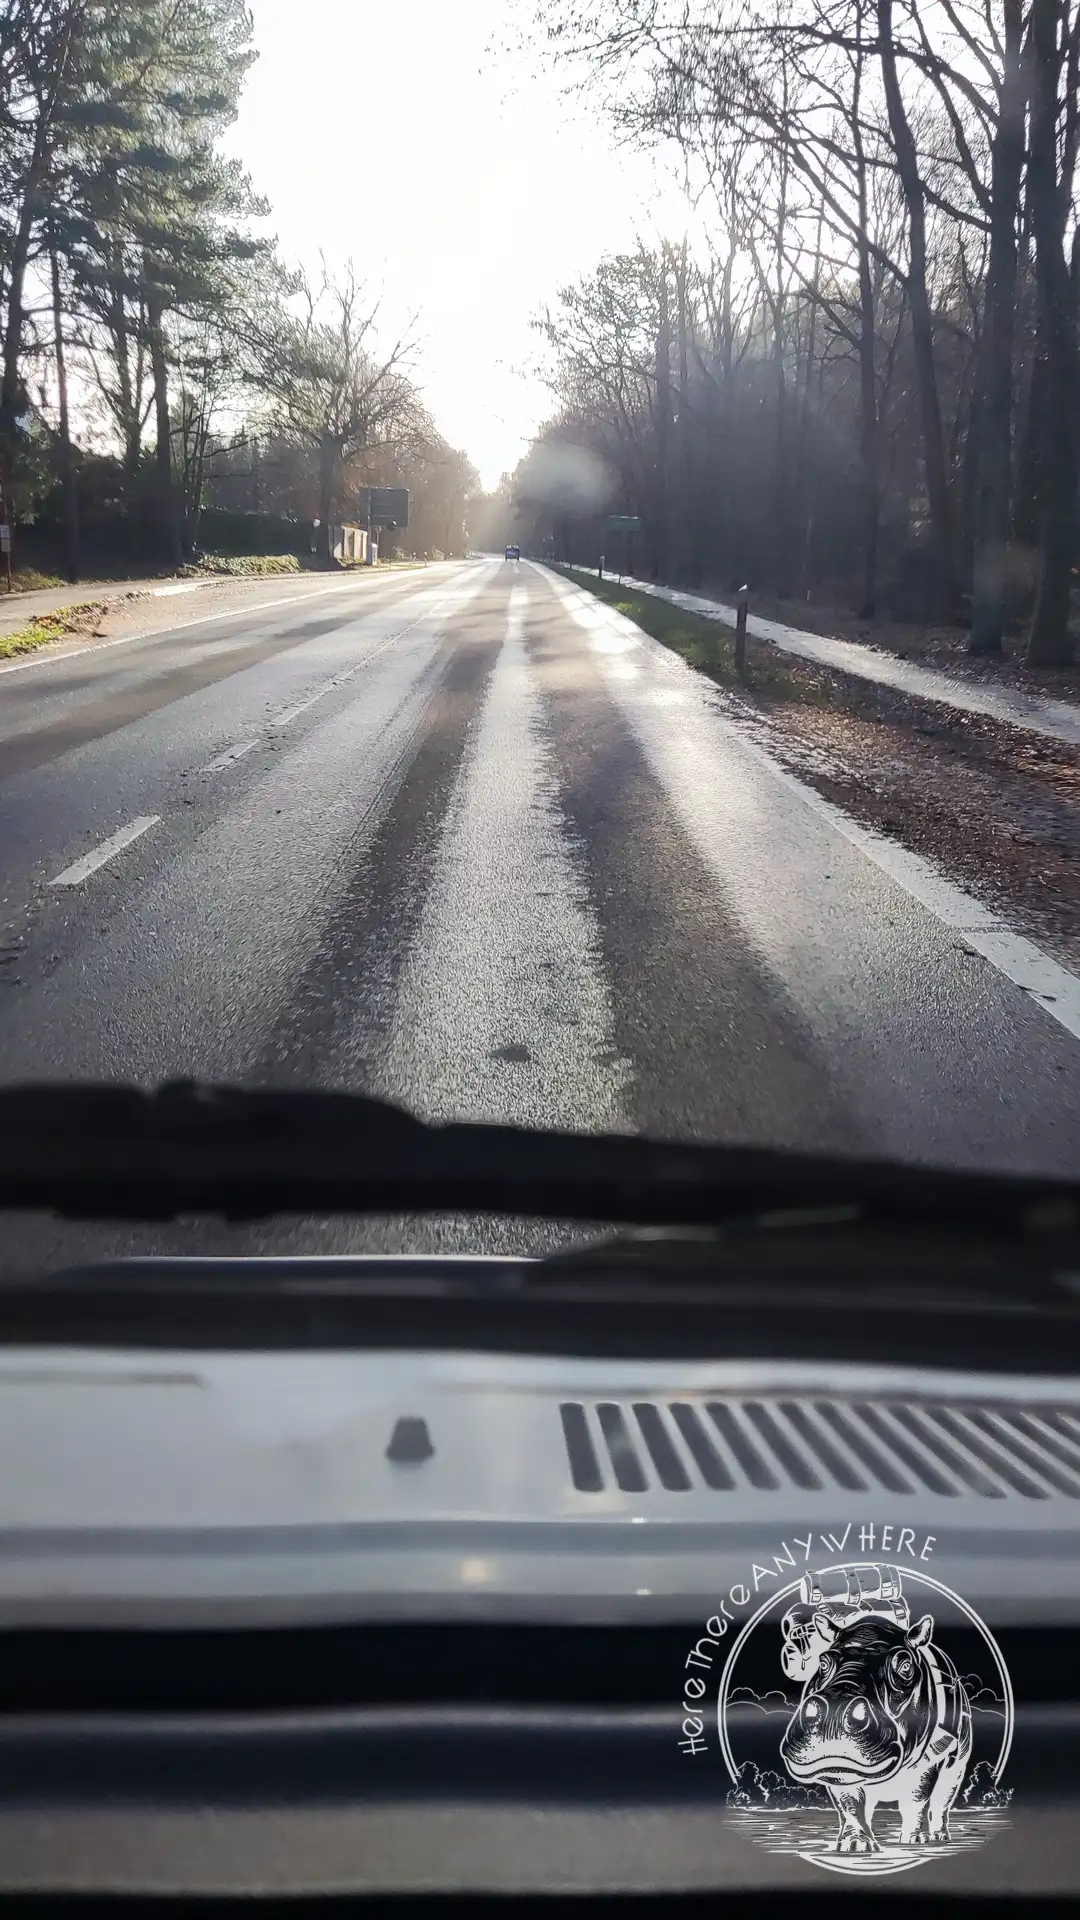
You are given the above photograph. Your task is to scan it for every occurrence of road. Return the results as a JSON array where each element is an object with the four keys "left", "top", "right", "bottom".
[{"left": 0, "top": 556, "right": 1076, "bottom": 1271}]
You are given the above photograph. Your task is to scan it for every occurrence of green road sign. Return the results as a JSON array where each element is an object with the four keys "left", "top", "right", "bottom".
[{"left": 606, "top": 515, "right": 641, "bottom": 532}]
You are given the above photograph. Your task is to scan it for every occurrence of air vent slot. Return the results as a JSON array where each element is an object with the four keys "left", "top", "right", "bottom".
[
  {"left": 596, "top": 1403, "right": 648, "bottom": 1493},
  {"left": 632, "top": 1403, "right": 692, "bottom": 1491},
  {"left": 559, "top": 1402, "right": 603, "bottom": 1494},
  {"left": 669, "top": 1403, "right": 734, "bottom": 1488},
  {"left": 560, "top": 1396, "right": 1080, "bottom": 1499}
]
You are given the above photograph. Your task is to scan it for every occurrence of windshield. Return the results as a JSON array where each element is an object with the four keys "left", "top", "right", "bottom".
[{"left": 0, "top": 0, "right": 1077, "bottom": 1274}]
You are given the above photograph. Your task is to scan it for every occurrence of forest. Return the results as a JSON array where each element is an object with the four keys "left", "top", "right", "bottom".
[
  {"left": 495, "top": 0, "right": 1080, "bottom": 667},
  {"left": 0, "top": 0, "right": 477, "bottom": 582}
]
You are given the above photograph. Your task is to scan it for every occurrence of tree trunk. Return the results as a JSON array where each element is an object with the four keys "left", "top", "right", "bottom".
[
  {"left": 970, "top": 0, "right": 1027, "bottom": 655},
  {"left": 319, "top": 439, "right": 336, "bottom": 562},
  {"left": 0, "top": 195, "right": 38, "bottom": 463},
  {"left": 653, "top": 263, "right": 672, "bottom": 581},
  {"left": 0, "top": 4, "right": 79, "bottom": 532},
  {"left": 878, "top": 0, "right": 958, "bottom": 617},
  {"left": 184, "top": 413, "right": 207, "bottom": 557},
  {"left": 1011, "top": 174, "right": 1040, "bottom": 539},
  {"left": 108, "top": 250, "right": 141, "bottom": 483},
  {"left": 146, "top": 283, "right": 182, "bottom": 571},
  {"left": 853, "top": 3, "right": 880, "bottom": 618},
  {"left": 713, "top": 253, "right": 735, "bottom": 577},
  {"left": 0, "top": 81, "right": 56, "bottom": 467},
  {"left": 1013, "top": 337, "right": 1047, "bottom": 543},
  {"left": 772, "top": 82, "right": 793, "bottom": 599},
  {"left": 0, "top": 167, "right": 45, "bottom": 569},
  {"left": 795, "top": 193, "right": 825, "bottom": 598},
  {"left": 856, "top": 277, "right": 881, "bottom": 618},
  {"left": 675, "top": 240, "right": 696, "bottom": 583},
  {"left": 1026, "top": 0, "right": 1078, "bottom": 666},
  {"left": 959, "top": 386, "right": 981, "bottom": 568},
  {"left": 771, "top": 326, "right": 792, "bottom": 595},
  {"left": 142, "top": 266, "right": 181, "bottom": 572},
  {"left": 49, "top": 242, "right": 79, "bottom": 584}
]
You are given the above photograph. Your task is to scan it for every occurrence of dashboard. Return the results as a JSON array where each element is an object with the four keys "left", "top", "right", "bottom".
[{"left": 0, "top": 1314, "right": 1074, "bottom": 1899}]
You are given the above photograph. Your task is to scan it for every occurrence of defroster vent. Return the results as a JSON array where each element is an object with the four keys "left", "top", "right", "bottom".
[{"left": 559, "top": 1397, "right": 1080, "bottom": 1500}]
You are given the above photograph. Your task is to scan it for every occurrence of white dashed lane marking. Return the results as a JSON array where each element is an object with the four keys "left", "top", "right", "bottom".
[
  {"left": 266, "top": 600, "right": 459, "bottom": 730},
  {"left": 198, "top": 740, "right": 259, "bottom": 773},
  {"left": 37, "top": 569, "right": 499, "bottom": 889},
  {"left": 49, "top": 817, "right": 161, "bottom": 887}
]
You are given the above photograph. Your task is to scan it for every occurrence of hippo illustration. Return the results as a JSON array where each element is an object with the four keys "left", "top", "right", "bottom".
[
  {"left": 779, "top": 1609, "right": 973, "bottom": 1853},
  {"left": 780, "top": 1566, "right": 909, "bottom": 1685}
]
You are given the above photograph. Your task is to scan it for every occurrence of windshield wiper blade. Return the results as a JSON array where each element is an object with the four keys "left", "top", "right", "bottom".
[{"left": 0, "top": 1080, "right": 1077, "bottom": 1237}]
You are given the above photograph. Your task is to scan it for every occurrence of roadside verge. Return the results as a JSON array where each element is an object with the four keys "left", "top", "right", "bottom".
[
  {"left": 0, "top": 557, "right": 312, "bottom": 657},
  {"left": 599, "top": 570, "right": 1080, "bottom": 747},
  {"left": 0, "top": 564, "right": 439, "bottom": 674},
  {"left": 555, "top": 566, "right": 1079, "bottom": 985}
]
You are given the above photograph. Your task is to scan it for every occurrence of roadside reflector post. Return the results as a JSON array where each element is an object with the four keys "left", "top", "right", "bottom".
[
  {"left": 735, "top": 584, "right": 749, "bottom": 674},
  {"left": 604, "top": 514, "right": 640, "bottom": 587},
  {"left": 598, "top": 552, "right": 605, "bottom": 581}
]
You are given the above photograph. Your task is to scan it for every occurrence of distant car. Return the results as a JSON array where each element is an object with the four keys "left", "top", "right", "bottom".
[{"left": 504, "top": 543, "right": 520, "bottom": 561}]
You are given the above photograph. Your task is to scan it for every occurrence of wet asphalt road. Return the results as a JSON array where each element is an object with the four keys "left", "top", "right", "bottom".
[{"left": 0, "top": 557, "right": 1077, "bottom": 1270}]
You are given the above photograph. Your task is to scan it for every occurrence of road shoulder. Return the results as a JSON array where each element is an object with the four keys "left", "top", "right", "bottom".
[
  {"left": 552, "top": 565, "right": 1080, "bottom": 992},
  {"left": 0, "top": 568, "right": 433, "bottom": 677},
  {"left": 607, "top": 571, "right": 1080, "bottom": 746}
]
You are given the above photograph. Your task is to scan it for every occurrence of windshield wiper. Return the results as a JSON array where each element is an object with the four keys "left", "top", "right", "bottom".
[{"left": 0, "top": 1080, "right": 1076, "bottom": 1241}]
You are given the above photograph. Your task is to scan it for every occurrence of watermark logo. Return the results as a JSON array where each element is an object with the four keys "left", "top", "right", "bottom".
[{"left": 680, "top": 1527, "right": 1013, "bottom": 1877}]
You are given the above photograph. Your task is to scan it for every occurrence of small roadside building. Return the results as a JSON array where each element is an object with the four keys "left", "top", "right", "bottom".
[{"left": 331, "top": 524, "right": 370, "bottom": 565}]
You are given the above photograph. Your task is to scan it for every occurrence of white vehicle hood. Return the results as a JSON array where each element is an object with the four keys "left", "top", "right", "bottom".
[{"left": 0, "top": 1346, "right": 1077, "bottom": 1629}]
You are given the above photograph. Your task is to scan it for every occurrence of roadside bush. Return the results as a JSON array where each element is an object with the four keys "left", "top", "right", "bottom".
[
  {"left": 9, "top": 568, "right": 63, "bottom": 592},
  {"left": 184, "top": 554, "right": 302, "bottom": 577}
]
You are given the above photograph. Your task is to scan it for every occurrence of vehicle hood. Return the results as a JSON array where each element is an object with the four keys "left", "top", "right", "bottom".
[{"left": 0, "top": 1345, "right": 1076, "bottom": 1628}]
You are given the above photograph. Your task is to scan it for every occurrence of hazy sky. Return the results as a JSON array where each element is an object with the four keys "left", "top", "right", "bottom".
[{"left": 226, "top": 0, "right": 691, "bottom": 489}]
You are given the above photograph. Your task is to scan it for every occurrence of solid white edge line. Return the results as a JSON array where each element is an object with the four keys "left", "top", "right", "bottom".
[
  {"left": 198, "top": 740, "right": 258, "bottom": 773},
  {"left": 0, "top": 563, "right": 468, "bottom": 680},
  {"left": 49, "top": 816, "right": 161, "bottom": 887},
  {"left": 541, "top": 565, "right": 1080, "bottom": 1047}
]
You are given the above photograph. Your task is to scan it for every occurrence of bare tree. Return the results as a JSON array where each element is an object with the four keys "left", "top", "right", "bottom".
[
  {"left": 968, "top": 0, "right": 1029, "bottom": 654},
  {"left": 1025, "top": 0, "right": 1080, "bottom": 664},
  {"left": 878, "top": 0, "right": 959, "bottom": 614},
  {"left": 244, "top": 261, "right": 420, "bottom": 558},
  {"left": 537, "top": 0, "right": 1077, "bottom": 662}
]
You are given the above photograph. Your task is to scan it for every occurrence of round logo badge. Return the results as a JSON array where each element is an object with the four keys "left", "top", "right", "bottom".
[{"left": 717, "top": 1561, "right": 1013, "bottom": 1876}]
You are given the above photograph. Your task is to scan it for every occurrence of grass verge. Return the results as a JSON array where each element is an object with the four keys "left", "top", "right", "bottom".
[
  {"left": 7, "top": 567, "right": 65, "bottom": 593},
  {"left": 559, "top": 565, "right": 830, "bottom": 706},
  {"left": 0, "top": 602, "right": 112, "bottom": 659}
]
